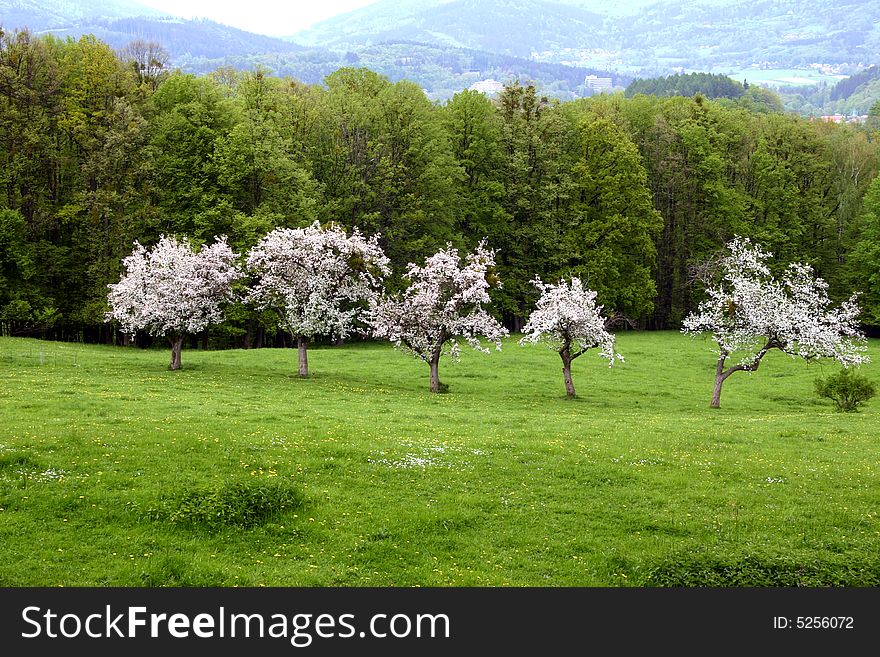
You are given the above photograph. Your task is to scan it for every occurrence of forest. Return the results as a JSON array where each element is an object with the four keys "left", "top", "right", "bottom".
[{"left": 3, "top": 29, "right": 880, "bottom": 348}]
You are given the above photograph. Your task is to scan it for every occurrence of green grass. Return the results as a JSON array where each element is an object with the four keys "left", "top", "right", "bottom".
[
  {"left": 725, "top": 67, "right": 847, "bottom": 88},
  {"left": 1, "top": 332, "right": 879, "bottom": 586}
]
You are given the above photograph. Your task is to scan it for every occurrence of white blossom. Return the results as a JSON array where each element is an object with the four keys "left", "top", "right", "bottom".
[
  {"left": 106, "top": 235, "right": 242, "bottom": 339},
  {"left": 246, "top": 222, "right": 390, "bottom": 341},
  {"left": 682, "top": 236, "right": 868, "bottom": 406},
  {"left": 370, "top": 241, "right": 508, "bottom": 391},
  {"left": 520, "top": 276, "right": 622, "bottom": 366}
]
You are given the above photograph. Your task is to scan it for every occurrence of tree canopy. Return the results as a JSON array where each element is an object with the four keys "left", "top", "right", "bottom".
[{"left": 2, "top": 29, "right": 880, "bottom": 347}]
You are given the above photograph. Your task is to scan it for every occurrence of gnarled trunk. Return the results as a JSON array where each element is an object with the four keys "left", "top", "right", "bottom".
[
  {"left": 429, "top": 356, "right": 440, "bottom": 393},
  {"left": 711, "top": 345, "right": 772, "bottom": 408},
  {"left": 428, "top": 337, "right": 446, "bottom": 393},
  {"left": 297, "top": 336, "right": 309, "bottom": 378},
  {"left": 711, "top": 369, "right": 725, "bottom": 408},
  {"left": 169, "top": 334, "right": 183, "bottom": 371},
  {"left": 561, "top": 348, "right": 576, "bottom": 397}
]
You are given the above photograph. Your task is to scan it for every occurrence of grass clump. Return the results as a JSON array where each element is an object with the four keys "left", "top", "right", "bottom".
[
  {"left": 641, "top": 552, "right": 880, "bottom": 587},
  {"left": 815, "top": 368, "right": 876, "bottom": 412},
  {"left": 2, "top": 333, "right": 879, "bottom": 586},
  {"left": 155, "top": 480, "right": 304, "bottom": 530}
]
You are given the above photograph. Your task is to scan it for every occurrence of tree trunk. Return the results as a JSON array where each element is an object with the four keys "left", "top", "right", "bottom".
[
  {"left": 711, "top": 345, "right": 774, "bottom": 408},
  {"left": 297, "top": 336, "right": 309, "bottom": 378},
  {"left": 428, "top": 350, "right": 440, "bottom": 392},
  {"left": 711, "top": 371, "right": 725, "bottom": 408},
  {"left": 561, "top": 350, "right": 576, "bottom": 397},
  {"left": 429, "top": 356, "right": 440, "bottom": 393},
  {"left": 710, "top": 352, "right": 730, "bottom": 408},
  {"left": 169, "top": 335, "right": 183, "bottom": 371}
]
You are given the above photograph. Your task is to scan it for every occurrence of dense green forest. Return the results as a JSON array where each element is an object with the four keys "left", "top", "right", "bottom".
[{"left": 3, "top": 29, "right": 880, "bottom": 347}]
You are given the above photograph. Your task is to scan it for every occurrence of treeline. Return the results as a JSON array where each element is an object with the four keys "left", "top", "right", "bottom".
[
  {"left": 2, "top": 29, "right": 880, "bottom": 346},
  {"left": 626, "top": 73, "right": 746, "bottom": 101},
  {"left": 178, "top": 40, "right": 620, "bottom": 101}
]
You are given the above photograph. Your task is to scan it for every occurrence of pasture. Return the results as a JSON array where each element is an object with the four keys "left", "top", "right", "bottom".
[{"left": 1, "top": 332, "right": 878, "bottom": 586}]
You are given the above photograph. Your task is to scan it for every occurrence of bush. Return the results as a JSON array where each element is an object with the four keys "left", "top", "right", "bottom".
[
  {"left": 148, "top": 480, "right": 305, "bottom": 530},
  {"left": 814, "top": 368, "right": 876, "bottom": 412},
  {"left": 640, "top": 551, "right": 880, "bottom": 587}
]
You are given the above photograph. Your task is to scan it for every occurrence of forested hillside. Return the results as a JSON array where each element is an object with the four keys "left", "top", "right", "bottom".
[
  {"left": 295, "top": 0, "right": 880, "bottom": 73},
  {"left": 177, "top": 40, "right": 621, "bottom": 102},
  {"left": 294, "top": 0, "right": 607, "bottom": 58},
  {"left": 2, "top": 30, "right": 880, "bottom": 347},
  {"left": 5, "top": 0, "right": 879, "bottom": 111},
  {"left": 0, "top": 0, "right": 303, "bottom": 59}
]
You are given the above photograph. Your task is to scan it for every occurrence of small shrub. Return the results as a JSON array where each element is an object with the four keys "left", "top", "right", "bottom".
[
  {"left": 640, "top": 552, "right": 880, "bottom": 587},
  {"left": 814, "top": 368, "right": 876, "bottom": 412},
  {"left": 153, "top": 480, "right": 305, "bottom": 530}
]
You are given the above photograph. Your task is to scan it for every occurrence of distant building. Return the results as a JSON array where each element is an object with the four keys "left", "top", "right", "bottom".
[
  {"left": 469, "top": 79, "right": 505, "bottom": 95},
  {"left": 820, "top": 114, "right": 845, "bottom": 123},
  {"left": 584, "top": 74, "right": 613, "bottom": 92}
]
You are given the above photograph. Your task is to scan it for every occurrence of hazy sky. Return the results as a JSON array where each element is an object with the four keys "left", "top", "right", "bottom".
[{"left": 137, "top": 0, "right": 380, "bottom": 36}]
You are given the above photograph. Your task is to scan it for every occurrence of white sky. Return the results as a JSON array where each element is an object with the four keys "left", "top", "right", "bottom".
[{"left": 137, "top": 0, "right": 380, "bottom": 37}]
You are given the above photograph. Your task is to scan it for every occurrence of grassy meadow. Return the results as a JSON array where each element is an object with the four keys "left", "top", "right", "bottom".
[{"left": 1, "top": 332, "right": 879, "bottom": 587}]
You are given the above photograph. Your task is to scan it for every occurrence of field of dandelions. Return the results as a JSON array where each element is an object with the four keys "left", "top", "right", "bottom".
[{"left": 1, "top": 332, "right": 879, "bottom": 586}]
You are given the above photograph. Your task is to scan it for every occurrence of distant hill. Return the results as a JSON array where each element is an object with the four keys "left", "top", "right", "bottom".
[
  {"left": 830, "top": 65, "right": 880, "bottom": 101},
  {"left": 0, "top": 0, "right": 163, "bottom": 30},
  {"left": 293, "top": 0, "right": 607, "bottom": 58},
  {"left": 3, "top": 0, "right": 877, "bottom": 114},
  {"left": 611, "top": 0, "right": 880, "bottom": 72},
  {"left": 0, "top": 0, "right": 304, "bottom": 60},
  {"left": 292, "top": 0, "right": 880, "bottom": 73},
  {"left": 178, "top": 39, "right": 628, "bottom": 102}
]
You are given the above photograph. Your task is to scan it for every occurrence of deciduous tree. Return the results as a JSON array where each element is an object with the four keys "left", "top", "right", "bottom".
[
  {"left": 246, "top": 222, "right": 389, "bottom": 377},
  {"left": 105, "top": 235, "right": 242, "bottom": 370},
  {"left": 520, "top": 277, "right": 622, "bottom": 397},
  {"left": 682, "top": 236, "right": 867, "bottom": 408},
  {"left": 370, "top": 241, "right": 508, "bottom": 392}
]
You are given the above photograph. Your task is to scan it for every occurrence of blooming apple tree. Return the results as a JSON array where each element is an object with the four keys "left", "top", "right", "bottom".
[
  {"left": 682, "top": 236, "right": 868, "bottom": 408},
  {"left": 520, "top": 277, "right": 622, "bottom": 397},
  {"left": 246, "top": 222, "right": 390, "bottom": 377},
  {"left": 105, "top": 235, "right": 242, "bottom": 370},
  {"left": 370, "top": 241, "right": 508, "bottom": 392}
]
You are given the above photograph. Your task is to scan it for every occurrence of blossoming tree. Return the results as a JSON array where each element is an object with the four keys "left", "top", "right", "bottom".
[
  {"left": 520, "top": 277, "right": 623, "bottom": 397},
  {"left": 371, "top": 241, "right": 508, "bottom": 392},
  {"left": 106, "top": 235, "right": 242, "bottom": 370},
  {"left": 682, "top": 236, "right": 868, "bottom": 408},
  {"left": 246, "top": 222, "right": 389, "bottom": 377}
]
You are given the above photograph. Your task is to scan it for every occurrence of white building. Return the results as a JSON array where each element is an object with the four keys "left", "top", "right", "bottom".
[
  {"left": 469, "top": 79, "right": 505, "bottom": 95},
  {"left": 584, "top": 75, "right": 613, "bottom": 92}
]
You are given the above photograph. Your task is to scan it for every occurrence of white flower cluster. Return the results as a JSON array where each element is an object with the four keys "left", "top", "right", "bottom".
[
  {"left": 246, "top": 222, "right": 391, "bottom": 340},
  {"left": 370, "top": 240, "right": 508, "bottom": 362},
  {"left": 682, "top": 236, "right": 868, "bottom": 368},
  {"left": 105, "top": 235, "right": 242, "bottom": 338},
  {"left": 519, "top": 276, "right": 622, "bottom": 366}
]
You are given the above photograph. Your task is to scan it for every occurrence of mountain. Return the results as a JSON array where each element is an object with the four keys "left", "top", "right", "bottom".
[
  {"left": 612, "top": 0, "right": 880, "bottom": 71},
  {"left": 0, "top": 0, "right": 304, "bottom": 59},
  {"left": 3, "top": 0, "right": 878, "bottom": 113},
  {"left": 0, "top": 0, "right": 163, "bottom": 30},
  {"left": 182, "top": 39, "right": 629, "bottom": 101},
  {"left": 292, "top": 0, "right": 880, "bottom": 74},
  {"left": 294, "top": 0, "right": 608, "bottom": 58}
]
